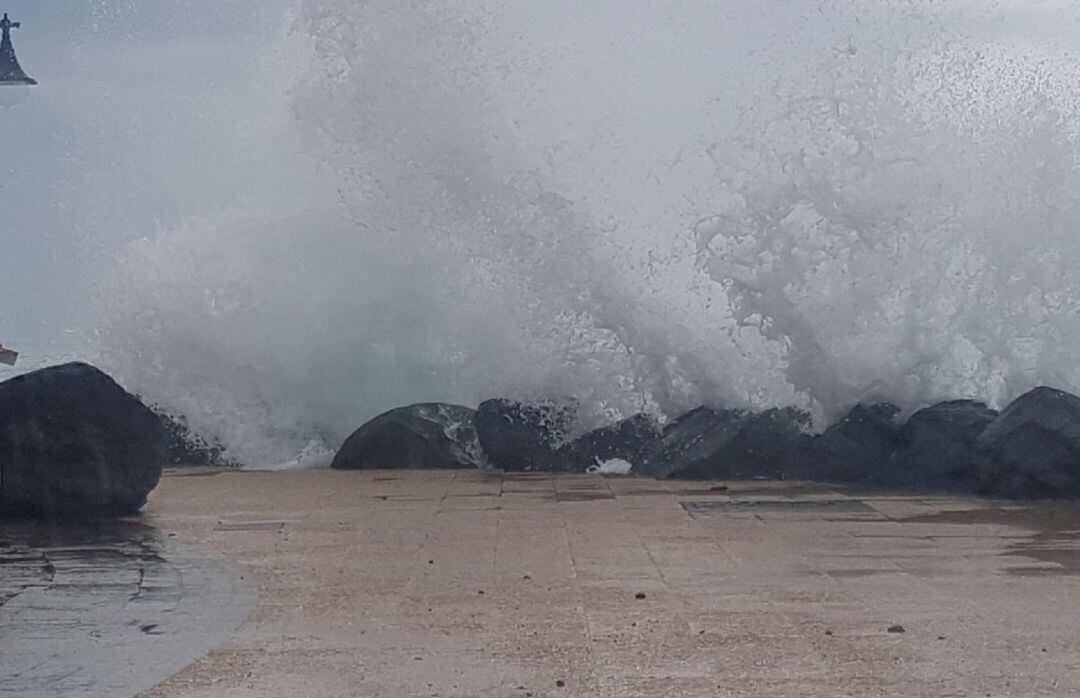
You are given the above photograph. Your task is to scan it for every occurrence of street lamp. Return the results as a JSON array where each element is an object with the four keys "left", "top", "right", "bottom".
[{"left": 0, "top": 12, "right": 36, "bottom": 107}]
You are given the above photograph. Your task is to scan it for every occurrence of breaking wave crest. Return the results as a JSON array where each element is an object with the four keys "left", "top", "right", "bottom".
[{"left": 93, "top": 1, "right": 1080, "bottom": 464}]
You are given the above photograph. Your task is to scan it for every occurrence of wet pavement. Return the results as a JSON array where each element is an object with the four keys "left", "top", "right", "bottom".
[
  {"left": 6, "top": 470, "right": 1080, "bottom": 696},
  {"left": 0, "top": 519, "right": 252, "bottom": 697},
  {"left": 137, "top": 470, "right": 1080, "bottom": 697}
]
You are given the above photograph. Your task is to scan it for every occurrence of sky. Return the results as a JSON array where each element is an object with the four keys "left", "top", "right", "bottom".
[
  {"left": 2, "top": 0, "right": 1078, "bottom": 358},
  {"left": 0, "top": 0, "right": 298, "bottom": 353}
]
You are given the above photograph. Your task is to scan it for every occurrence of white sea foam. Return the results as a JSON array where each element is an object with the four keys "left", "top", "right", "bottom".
[
  {"left": 84, "top": 1, "right": 1080, "bottom": 465},
  {"left": 587, "top": 459, "right": 634, "bottom": 477}
]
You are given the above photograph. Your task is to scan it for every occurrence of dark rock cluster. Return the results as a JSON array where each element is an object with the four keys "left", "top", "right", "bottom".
[
  {"left": 0, "top": 363, "right": 168, "bottom": 519},
  {"left": 5, "top": 360, "right": 1080, "bottom": 523},
  {"left": 334, "top": 387, "right": 1080, "bottom": 499}
]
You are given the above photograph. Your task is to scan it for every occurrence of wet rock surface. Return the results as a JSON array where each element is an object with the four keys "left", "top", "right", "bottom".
[
  {"left": 332, "top": 403, "right": 482, "bottom": 470},
  {"left": 887, "top": 400, "right": 998, "bottom": 491},
  {"left": 0, "top": 362, "right": 169, "bottom": 519},
  {"left": 474, "top": 398, "right": 577, "bottom": 472},
  {"left": 547, "top": 414, "right": 661, "bottom": 473},
  {"left": 0, "top": 519, "right": 252, "bottom": 697},
  {"left": 345, "top": 385, "right": 1080, "bottom": 498},
  {"left": 633, "top": 407, "right": 744, "bottom": 479},
  {"left": 639, "top": 407, "right": 812, "bottom": 481},
  {"left": 977, "top": 387, "right": 1080, "bottom": 498},
  {"left": 805, "top": 403, "right": 904, "bottom": 484}
]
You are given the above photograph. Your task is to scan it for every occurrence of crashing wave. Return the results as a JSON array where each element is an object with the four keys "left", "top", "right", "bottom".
[{"left": 92, "top": 1, "right": 1080, "bottom": 464}]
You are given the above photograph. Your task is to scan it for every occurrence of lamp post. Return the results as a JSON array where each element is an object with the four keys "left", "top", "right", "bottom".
[
  {"left": 0, "top": 12, "right": 36, "bottom": 85},
  {"left": 0, "top": 12, "right": 35, "bottom": 107}
]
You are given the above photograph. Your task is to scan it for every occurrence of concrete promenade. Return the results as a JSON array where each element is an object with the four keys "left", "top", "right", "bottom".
[{"left": 134, "top": 469, "right": 1080, "bottom": 697}]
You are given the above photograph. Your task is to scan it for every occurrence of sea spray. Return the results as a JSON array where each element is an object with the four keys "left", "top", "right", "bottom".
[
  {"left": 700, "top": 31, "right": 1080, "bottom": 421},
  {"left": 90, "top": 0, "right": 1080, "bottom": 464}
]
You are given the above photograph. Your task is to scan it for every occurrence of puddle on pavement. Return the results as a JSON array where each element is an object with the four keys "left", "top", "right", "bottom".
[
  {"left": 899, "top": 503, "right": 1080, "bottom": 577},
  {"left": 1001, "top": 530, "right": 1080, "bottom": 576},
  {"left": 0, "top": 518, "right": 253, "bottom": 697}
]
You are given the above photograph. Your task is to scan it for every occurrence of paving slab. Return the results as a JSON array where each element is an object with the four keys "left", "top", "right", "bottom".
[
  {"left": 130, "top": 470, "right": 1080, "bottom": 697},
  {"left": 9, "top": 469, "right": 1080, "bottom": 696}
]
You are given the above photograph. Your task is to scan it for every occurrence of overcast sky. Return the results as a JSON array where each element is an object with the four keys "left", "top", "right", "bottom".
[
  {"left": 3, "top": 0, "right": 1078, "bottom": 357},
  {"left": 6, "top": 1, "right": 286, "bottom": 42},
  {"left": 0, "top": 0, "right": 297, "bottom": 352}
]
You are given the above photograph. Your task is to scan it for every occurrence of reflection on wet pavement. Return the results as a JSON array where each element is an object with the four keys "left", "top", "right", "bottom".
[
  {"left": 0, "top": 520, "right": 252, "bottom": 697},
  {"left": 899, "top": 505, "right": 1080, "bottom": 576}
]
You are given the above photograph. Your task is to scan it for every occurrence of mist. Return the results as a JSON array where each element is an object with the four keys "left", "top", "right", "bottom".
[{"left": 6, "top": 1, "right": 1080, "bottom": 464}]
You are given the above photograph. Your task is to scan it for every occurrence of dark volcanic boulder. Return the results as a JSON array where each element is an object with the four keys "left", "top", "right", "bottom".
[
  {"left": 547, "top": 413, "right": 662, "bottom": 473},
  {"left": 0, "top": 363, "right": 169, "bottom": 519},
  {"left": 474, "top": 398, "right": 577, "bottom": 472},
  {"left": 331, "top": 403, "right": 482, "bottom": 470},
  {"left": 976, "top": 387, "right": 1080, "bottom": 498},
  {"left": 640, "top": 406, "right": 812, "bottom": 480},
  {"left": 887, "top": 400, "right": 998, "bottom": 491},
  {"left": 803, "top": 403, "right": 903, "bottom": 483}
]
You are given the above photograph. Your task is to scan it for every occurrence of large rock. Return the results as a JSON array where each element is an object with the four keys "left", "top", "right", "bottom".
[
  {"left": 331, "top": 403, "right": 483, "bottom": 470},
  {"left": 473, "top": 398, "right": 576, "bottom": 472},
  {"left": 547, "top": 413, "right": 662, "bottom": 473},
  {"left": 887, "top": 400, "right": 998, "bottom": 491},
  {"left": 640, "top": 407, "right": 812, "bottom": 480},
  {"left": 0, "top": 363, "right": 168, "bottom": 519},
  {"left": 976, "top": 387, "right": 1080, "bottom": 498},
  {"left": 804, "top": 403, "right": 903, "bottom": 483}
]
